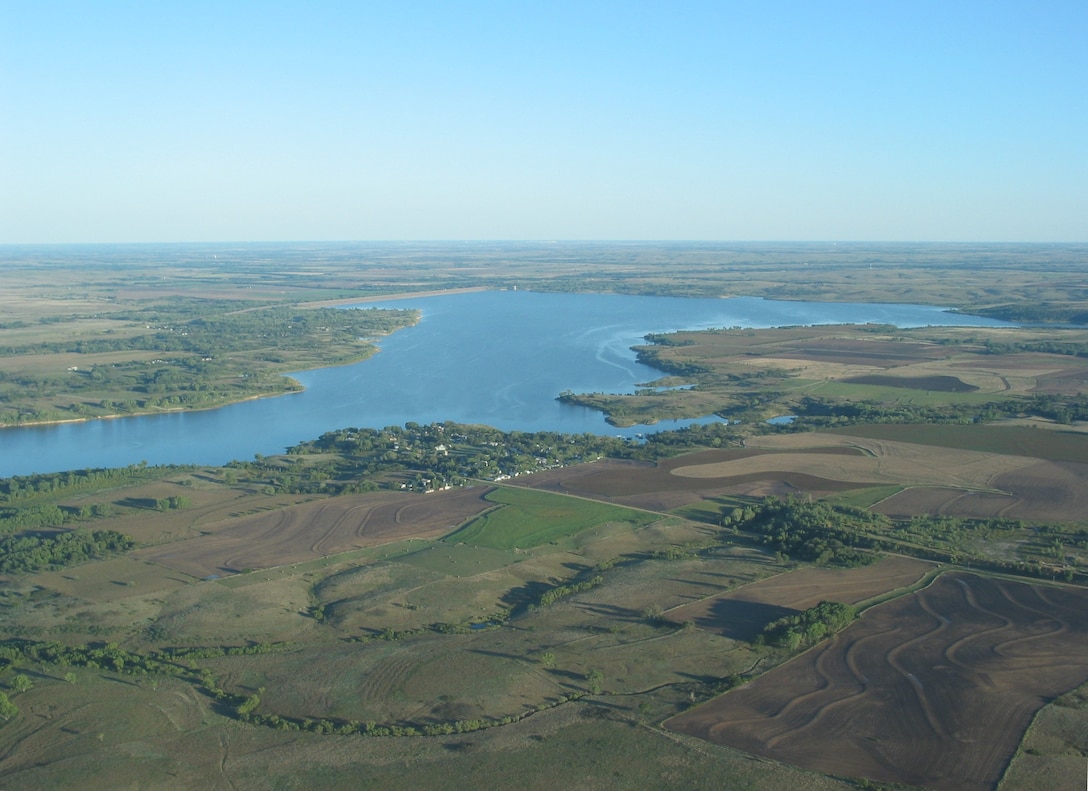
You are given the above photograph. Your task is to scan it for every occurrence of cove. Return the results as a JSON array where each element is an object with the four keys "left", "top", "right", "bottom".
[{"left": 2, "top": 291, "right": 1013, "bottom": 477}]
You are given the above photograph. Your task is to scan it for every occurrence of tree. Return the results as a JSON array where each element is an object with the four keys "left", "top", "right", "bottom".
[
  {"left": 10, "top": 674, "right": 32, "bottom": 693},
  {"left": 0, "top": 692, "right": 17, "bottom": 721},
  {"left": 585, "top": 669, "right": 604, "bottom": 694},
  {"left": 641, "top": 603, "right": 664, "bottom": 623}
]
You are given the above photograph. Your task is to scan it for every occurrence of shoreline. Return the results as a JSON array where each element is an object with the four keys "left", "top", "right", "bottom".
[{"left": 0, "top": 307, "right": 427, "bottom": 432}]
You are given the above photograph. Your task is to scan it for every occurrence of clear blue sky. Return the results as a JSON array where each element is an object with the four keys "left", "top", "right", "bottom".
[{"left": 2, "top": 1, "right": 1085, "bottom": 243}]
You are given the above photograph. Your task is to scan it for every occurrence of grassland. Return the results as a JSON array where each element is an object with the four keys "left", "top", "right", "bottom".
[{"left": 447, "top": 486, "right": 660, "bottom": 549}]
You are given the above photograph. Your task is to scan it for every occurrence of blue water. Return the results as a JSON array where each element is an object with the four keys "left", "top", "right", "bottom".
[{"left": 2, "top": 291, "right": 1012, "bottom": 477}]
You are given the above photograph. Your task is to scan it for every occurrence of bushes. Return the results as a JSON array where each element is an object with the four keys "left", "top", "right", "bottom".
[
  {"left": 0, "top": 529, "right": 135, "bottom": 573},
  {"left": 758, "top": 601, "right": 858, "bottom": 651},
  {"left": 738, "top": 497, "right": 880, "bottom": 567}
]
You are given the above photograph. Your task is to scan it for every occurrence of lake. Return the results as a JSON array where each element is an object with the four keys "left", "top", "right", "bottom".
[{"left": 2, "top": 291, "right": 1012, "bottom": 477}]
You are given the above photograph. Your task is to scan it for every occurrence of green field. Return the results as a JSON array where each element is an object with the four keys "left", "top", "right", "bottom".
[{"left": 446, "top": 486, "right": 660, "bottom": 549}]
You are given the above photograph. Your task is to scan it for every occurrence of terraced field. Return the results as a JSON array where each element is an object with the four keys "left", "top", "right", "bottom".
[
  {"left": 666, "top": 573, "right": 1088, "bottom": 791},
  {"left": 666, "top": 556, "right": 935, "bottom": 640}
]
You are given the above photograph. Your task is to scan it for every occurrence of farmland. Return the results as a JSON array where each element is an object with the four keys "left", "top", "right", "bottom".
[
  {"left": 1, "top": 243, "right": 1088, "bottom": 789},
  {"left": 1, "top": 410, "right": 1087, "bottom": 789},
  {"left": 665, "top": 573, "right": 1088, "bottom": 791},
  {"left": 560, "top": 322, "right": 1088, "bottom": 427}
]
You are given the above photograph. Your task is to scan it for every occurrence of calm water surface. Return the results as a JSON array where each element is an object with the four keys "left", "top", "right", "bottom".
[{"left": 3, "top": 292, "right": 1012, "bottom": 476}]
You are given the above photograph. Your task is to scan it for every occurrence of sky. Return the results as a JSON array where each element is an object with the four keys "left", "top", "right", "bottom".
[{"left": 1, "top": 1, "right": 1086, "bottom": 243}]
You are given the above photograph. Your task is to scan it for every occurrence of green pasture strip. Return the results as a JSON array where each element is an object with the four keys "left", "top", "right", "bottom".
[
  {"left": 853, "top": 563, "right": 944, "bottom": 613},
  {"left": 828, "top": 423, "right": 1088, "bottom": 463},
  {"left": 446, "top": 486, "right": 658, "bottom": 549}
]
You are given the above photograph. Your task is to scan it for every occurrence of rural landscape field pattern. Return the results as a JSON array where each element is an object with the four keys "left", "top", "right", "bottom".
[{"left": 0, "top": 243, "right": 1087, "bottom": 790}]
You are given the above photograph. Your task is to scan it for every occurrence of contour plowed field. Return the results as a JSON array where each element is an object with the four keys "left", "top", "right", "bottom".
[
  {"left": 666, "top": 556, "right": 934, "bottom": 640},
  {"left": 665, "top": 573, "right": 1088, "bottom": 791},
  {"left": 875, "top": 459, "right": 1088, "bottom": 522},
  {"left": 136, "top": 487, "right": 493, "bottom": 577}
]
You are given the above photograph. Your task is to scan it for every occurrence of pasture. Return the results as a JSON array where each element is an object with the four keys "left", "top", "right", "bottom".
[
  {"left": 135, "top": 487, "right": 494, "bottom": 578},
  {"left": 446, "top": 485, "right": 660, "bottom": 549}
]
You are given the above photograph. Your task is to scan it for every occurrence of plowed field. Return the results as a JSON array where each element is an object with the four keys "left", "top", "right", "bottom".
[
  {"left": 136, "top": 487, "right": 493, "bottom": 577},
  {"left": 665, "top": 573, "right": 1088, "bottom": 791},
  {"left": 512, "top": 447, "right": 872, "bottom": 510},
  {"left": 875, "top": 459, "right": 1088, "bottom": 522},
  {"left": 666, "top": 556, "right": 934, "bottom": 640}
]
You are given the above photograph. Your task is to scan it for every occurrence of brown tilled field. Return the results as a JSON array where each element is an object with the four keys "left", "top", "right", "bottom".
[
  {"left": 675, "top": 438, "right": 1032, "bottom": 491},
  {"left": 665, "top": 573, "right": 1088, "bottom": 791},
  {"left": 516, "top": 433, "right": 1088, "bottom": 523},
  {"left": 874, "top": 458, "right": 1088, "bottom": 522},
  {"left": 513, "top": 447, "right": 873, "bottom": 510},
  {"left": 135, "top": 487, "right": 494, "bottom": 578},
  {"left": 665, "top": 556, "right": 935, "bottom": 640}
]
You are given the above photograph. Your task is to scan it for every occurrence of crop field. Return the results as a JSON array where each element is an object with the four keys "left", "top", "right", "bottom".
[
  {"left": 564, "top": 322, "right": 1088, "bottom": 427},
  {"left": 515, "top": 431, "right": 1088, "bottom": 538},
  {"left": 666, "top": 556, "right": 935, "bottom": 640},
  {"left": 745, "top": 431, "right": 1088, "bottom": 522},
  {"left": 513, "top": 447, "right": 873, "bottom": 508},
  {"left": 665, "top": 572, "right": 1088, "bottom": 791},
  {"left": 134, "top": 487, "right": 494, "bottom": 577},
  {"left": 827, "top": 422, "right": 1088, "bottom": 464},
  {"left": 874, "top": 458, "right": 1088, "bottom": 522}
]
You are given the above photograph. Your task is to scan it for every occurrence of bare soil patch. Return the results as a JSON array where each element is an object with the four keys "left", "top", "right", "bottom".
[
  {"left": 1031, "top": 365, "right": 1088, "bottom": 395},
  {"left": 515, "top": 448, "right": 871, "bottom": 508},
  {"left": 673, "top": 440, "right": 1032, "bottom": 493},
  {"left": 875, "top": 459, "right": 1088, "bottom": 523},
  {"left": 822, "top": 423, "right": 1088, "bottom": 464},
  {"left": 135, "top": 487, "right": 493, "bottom": 578},
  {"left": 665, "top": 573, "right": 1088, "bottom": 791},
  {"left": 666, "top": 557, "right": 934, "bottom": 640}
]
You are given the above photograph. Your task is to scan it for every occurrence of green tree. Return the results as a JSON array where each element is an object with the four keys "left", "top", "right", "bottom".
[
  {"left": 0, "top": 692, "right": 17, "bottom": 721},
  {"left": 585, "top": 669, "right": 604, "bottom": 694}
]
